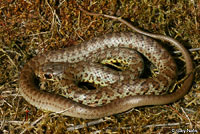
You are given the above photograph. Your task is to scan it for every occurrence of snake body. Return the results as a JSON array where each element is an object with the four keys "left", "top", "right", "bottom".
[{"left": 19, "top": 12, "right": 193, "bottom": 119}]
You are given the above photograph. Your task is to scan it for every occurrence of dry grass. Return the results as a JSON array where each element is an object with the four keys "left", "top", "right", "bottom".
[{"left": 0, "top": 0, "right": 200, "bottom": 133}]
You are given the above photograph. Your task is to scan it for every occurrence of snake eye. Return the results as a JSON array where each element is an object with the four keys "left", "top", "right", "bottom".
[{"left": 43, "top": 74, "right": 53, "bottom": 79}]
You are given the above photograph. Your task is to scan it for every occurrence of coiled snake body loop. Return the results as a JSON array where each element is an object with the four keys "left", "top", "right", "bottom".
[{"left": 19, "top": 10, "right": 194, "bottom": 119}]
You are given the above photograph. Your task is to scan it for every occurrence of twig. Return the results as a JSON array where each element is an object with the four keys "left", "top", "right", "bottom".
[
  {"left": 174, "top": 47, "right": 200, "bottom": 54},
  {"left": 0, "top": 48, "right": 18, "bottom": 70},
  {"left": 181, "top": 107, "right": 193, "bottom": 128},
  {"left": 144, "top": 122, "right": 190, "bottom": 128},
  {"left": 20, "top": 114, "right": 47, "bottom": 134},
  {"left": 58, "top": 0, "right": 66, "bottom": 8},
  {"left": 28, "top": 31, "right": 50, "bottom": 37},
  {"left": 45, "top": 0, "right": 61, "bottom": 30},
  {"left": 67, "top": 118, "right": 106, "bottom": 131},
  {"left": 24, "top": 0, "right": 32, "bottom": 5},
  {"left": 0, "top": 120, "right": 28, "bottom": 125}
]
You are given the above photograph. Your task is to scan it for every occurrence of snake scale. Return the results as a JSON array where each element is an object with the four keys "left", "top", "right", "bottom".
[{"left": 19, "top": 9, "right": 194, "bottom": 119}]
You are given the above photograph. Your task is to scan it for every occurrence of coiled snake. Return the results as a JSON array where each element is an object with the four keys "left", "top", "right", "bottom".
[{"left": 19, "top": 8, "right": 194, "bottom": 119}]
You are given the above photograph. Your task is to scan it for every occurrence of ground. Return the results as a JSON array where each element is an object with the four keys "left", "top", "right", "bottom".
[{"left": 0, "top": 0, "right": 200, "bottom": 133}]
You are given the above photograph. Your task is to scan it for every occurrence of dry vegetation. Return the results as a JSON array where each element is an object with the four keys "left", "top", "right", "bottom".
[{"left": 0, "top": 0, "right": 200, "bottom": 133}]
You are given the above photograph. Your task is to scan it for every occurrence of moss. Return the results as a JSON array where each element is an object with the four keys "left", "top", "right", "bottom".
[{"left": 0, "top": 0, "right": 199, "bottom": 133}]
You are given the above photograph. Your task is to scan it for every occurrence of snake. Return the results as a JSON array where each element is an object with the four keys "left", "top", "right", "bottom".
[{"left": 19, "top": 9, "right": 194, "bottom": 119}]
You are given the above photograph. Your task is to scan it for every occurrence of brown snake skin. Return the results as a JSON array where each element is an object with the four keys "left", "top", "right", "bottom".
[{"left": 19, "top": 9, "right": 194, "bottom": 119}]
